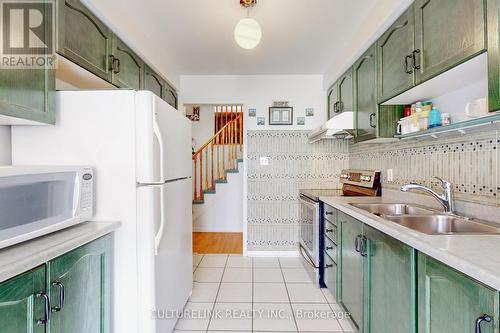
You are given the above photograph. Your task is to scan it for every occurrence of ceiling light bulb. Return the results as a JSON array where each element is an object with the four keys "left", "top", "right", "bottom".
[{"left": 234, "top": 18, "right": 262, "bottom": 50}]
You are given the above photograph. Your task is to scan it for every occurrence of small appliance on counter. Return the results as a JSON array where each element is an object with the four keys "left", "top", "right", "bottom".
[
  {"left": 298, "top": 169, "right": 381, "bottom": 287},
  {"left": 0, "top": 166, "right": 93, "bottom": 249}
]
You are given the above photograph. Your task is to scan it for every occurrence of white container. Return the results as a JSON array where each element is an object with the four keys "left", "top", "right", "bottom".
[{"left": 465, "top": 97, "right": 488, "bottom": 118}]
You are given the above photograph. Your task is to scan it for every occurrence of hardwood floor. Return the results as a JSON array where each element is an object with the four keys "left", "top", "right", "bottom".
[{"left": 193, "top": 232, "right": 243, "bottom": 254}]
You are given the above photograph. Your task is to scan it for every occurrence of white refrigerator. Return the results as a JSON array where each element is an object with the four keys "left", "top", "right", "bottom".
[{"left": 11, "top": 90, "right": 193, "bottom": 333}]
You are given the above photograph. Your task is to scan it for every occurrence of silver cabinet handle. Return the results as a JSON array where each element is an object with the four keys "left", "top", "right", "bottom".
[
  {"left": 325, "top": 211, "right": 333, "bottom": 215},
  {"left": 476, "top": 314, "right": 492, "bottom": 333},
  {"left": 36, "top": 292, "right": 50, "bottom": 325},
  {"left": 51, "top": 281, "right": 65, "bottom": 312},
  {"left": 326, "top": 229, "right": 334, "bottom": 233},
  {"left": 326, "top": 246, "right": 334, "bottom": 250},
  {"left": 325, "top": 264, "right": 333, "bottom": 268}
]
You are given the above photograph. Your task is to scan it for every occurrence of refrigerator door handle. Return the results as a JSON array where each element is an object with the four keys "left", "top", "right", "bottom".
[
  {"left": 153, "top": 116, "right": 165, "bottom": 183},
  {"left": 154, "top": 184, "right": 166, "bottom": 255}
]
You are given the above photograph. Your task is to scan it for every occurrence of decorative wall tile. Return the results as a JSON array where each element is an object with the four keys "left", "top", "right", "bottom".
[
  {"left": 246, "top": 130, "right": 349, "bottom": 251},
  {"left": 349, "top": 130, "right": 499, "bottom": 206}
]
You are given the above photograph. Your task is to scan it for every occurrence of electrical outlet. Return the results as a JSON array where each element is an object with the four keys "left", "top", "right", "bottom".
[
  {"left": 387, "top": 169, "right": 394, "bottom": 182},
  {"left": 260, "top": 156, "right": 269, "bottom": 166}
]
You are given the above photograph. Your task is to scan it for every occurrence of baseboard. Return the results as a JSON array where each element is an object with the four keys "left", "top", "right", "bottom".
[{"left": 246, "top": 250, "right": 299, "bottom": 257}]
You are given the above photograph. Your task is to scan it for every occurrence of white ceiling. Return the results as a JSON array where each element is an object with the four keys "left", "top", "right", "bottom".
[{"left": 85, "top": 0, "right": 410, "bottom": 85}]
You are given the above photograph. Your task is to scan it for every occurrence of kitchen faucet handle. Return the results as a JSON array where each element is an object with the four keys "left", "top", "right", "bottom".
[{"left": 433, "top": 176, "right": 451, "bottom": 188}]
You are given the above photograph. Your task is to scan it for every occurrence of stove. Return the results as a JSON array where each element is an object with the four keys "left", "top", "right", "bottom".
[{"left": 298, "top": 169, "right": 381, "bottom": 287}]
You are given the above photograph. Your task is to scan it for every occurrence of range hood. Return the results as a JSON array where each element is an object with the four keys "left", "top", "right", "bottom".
[{"left": 308, "top": 111, "right": 355, "bottom": 143}]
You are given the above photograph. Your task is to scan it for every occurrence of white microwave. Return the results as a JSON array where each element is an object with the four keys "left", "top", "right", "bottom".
[{"left": 0, "top": 166, "right": 94, "bottom": 249}]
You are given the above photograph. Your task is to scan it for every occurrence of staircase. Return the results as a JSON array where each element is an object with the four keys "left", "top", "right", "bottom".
[{"left": 193, "top": 114, "right": 243, "bottom": 204}]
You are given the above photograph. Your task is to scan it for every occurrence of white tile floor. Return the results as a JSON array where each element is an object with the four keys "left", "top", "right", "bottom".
[{"left": 175, "top": 254, "right": 354, "bottom": 333}]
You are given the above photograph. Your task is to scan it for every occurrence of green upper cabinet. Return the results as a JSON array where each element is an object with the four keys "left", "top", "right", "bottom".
[
  {"left": 57, "top": 0, "right": 113, "bottom": 81},
  {"left": 48, "top": 235, "right": 111, "bottom": 333},
  {"left": 144, "top": 65, "right": 165, "bottom": 99},
  {"left": 339, "top": 211, "right": 364, "bottom": 331},
  {"left": 417, "top": 253, "right": 498, "bottom": 333},
  {"left": 327, "top": 82, "right": 340, "bottom": 119},
  {"left": 164, "top": 85, "right": 178, "bottom": 109},
  {"left": 0, "top": 267, "right": 46, "bottom": 333},
  {"left": 354, "top": 45, "right": 378, "bottom": 142},
  {"left": 414, "top": 0, "right": 486, "bottom": 83},
  {"left": 338, "top": 69, "right": 354, "bottom": 113},
  {"left": 111, "top": 37, "right": 144, "bottom": 90},
  {"left": 487, "top": 0, "right": 500, "bottom": 112},
  {"left": 0, "top": 1, "right": 55, "bottom": 124},
  {"left": 377, "top": 5, "right": 415, "bottom": 102},
  {"left": 364, "top": 226, "right": 415, "bottom": 333}
]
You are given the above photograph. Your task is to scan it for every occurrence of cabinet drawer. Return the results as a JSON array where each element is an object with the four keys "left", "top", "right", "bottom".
[
  {"left": 324, "top": 220, "right": 338, "bottom": 244},
  {"left": 324, "top": 205, "right": 336, "bottom": 222},
  {"left": 324, "top": 252, "right": 337, "bottom": 300},
  {"left": 324, "top": 237, "right": 338, "bottom": 263}
]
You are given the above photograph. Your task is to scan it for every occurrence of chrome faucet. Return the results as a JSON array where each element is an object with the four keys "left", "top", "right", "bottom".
[{"left": 400, "top": 176, "right": 455, "bottom": 214}]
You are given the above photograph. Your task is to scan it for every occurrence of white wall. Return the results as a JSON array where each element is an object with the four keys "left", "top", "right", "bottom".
[
  {"left": 193, "top": 164, "right": 243, "bottom": 232},
  {"left": 0, "top": 126, "right": 11, "bottom": 165},
  {"left": 188, "top": 105, "right": 216, "bottom": 151},
  {"left": 180, "top": 75, "right": 327, "bottom": 130}
]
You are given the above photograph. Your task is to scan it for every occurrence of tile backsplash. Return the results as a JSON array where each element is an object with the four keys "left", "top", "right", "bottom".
[
  {"left": 246, "top": 129, "right": 499, "bottom": 252},
  {"left": 350, "top": 130, "right": 499, "bottom": 206},
  {"left": 246, "top": 130, "right": 349, "bottom": 251}
]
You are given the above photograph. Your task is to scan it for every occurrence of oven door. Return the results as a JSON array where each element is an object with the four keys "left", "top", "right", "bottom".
[{"left": 299, "top": 194, "right": 320, "bottom": 268}]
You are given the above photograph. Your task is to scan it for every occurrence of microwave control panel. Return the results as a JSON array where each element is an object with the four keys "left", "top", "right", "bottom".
[{"left": 81, "top": 169, "right": 93, "bottom": 212}]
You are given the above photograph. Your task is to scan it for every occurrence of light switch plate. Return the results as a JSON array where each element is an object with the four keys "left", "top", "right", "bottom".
[
  {"left": 387, "top": 169, "right": 394, "bottom": 182},
  {"left": 260, "top": 156, "right": 270, "bottom": 166}
]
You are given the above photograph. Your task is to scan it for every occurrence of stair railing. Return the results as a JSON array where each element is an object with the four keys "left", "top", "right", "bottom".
[{"left": 193, "top": 114, "right": 243, "bottom": 202}]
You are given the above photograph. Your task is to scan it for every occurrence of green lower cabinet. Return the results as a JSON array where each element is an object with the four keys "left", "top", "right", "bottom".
[
  {"left": 0, "top": 267, "right": 46, "bottom": 333},
  {"left": 48, "top": 235, "right": 111, "bottom": 333},
  {"left": 339, "top": 211, "right": 364, "bottom": 330},
  {"left": 365, "top": 226, "right": 415, "bottom": 333},
  {"left": 0, "top": 235, "right": 111, "bottom": 333},
  {"left": 417, "top": 253, "right": 499, "bottom": 333}
]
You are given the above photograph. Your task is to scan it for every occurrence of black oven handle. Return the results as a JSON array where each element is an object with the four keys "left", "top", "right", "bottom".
[{"left": 299, "top": 243, "right": 319, "bottom": 269}]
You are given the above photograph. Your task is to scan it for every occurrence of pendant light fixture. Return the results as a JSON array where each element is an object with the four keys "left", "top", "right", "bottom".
[{"left": 234, "top": 0, "right": 262, "bottom": 50}]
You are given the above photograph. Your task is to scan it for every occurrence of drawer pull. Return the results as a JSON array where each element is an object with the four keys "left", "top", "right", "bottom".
[
  {"left": 325, "top": 264, "right": 333, "bottom": 268},
  {"left": 326, "top": 229, "right": 334, "bottom": 233},
  {"left": 326, "top": 246, "right": 334, "bottom": 250},
  {"left": 325, "top": 211, "right": 333, "bottom": 215}
]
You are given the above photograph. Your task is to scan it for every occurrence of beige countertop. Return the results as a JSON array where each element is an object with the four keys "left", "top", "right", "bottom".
[
  {"left": 0, "top": 221, "right": 120, "bottom": 283},
  {"left": 320, "top": 196, "right": 500, "bottom": 291}
]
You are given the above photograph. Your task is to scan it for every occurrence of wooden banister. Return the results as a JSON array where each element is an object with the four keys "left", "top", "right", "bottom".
[{"left": 192, "top": 114, "right": 243, "bottom": 202}]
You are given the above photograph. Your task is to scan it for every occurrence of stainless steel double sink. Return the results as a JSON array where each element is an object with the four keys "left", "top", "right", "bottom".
[{"left": 350, "top": 203, "right": 500, "bottom": 235}]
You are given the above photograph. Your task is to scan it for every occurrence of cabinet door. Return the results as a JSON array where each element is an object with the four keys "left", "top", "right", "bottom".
[
  {"left": 365, "top": 226, "right": 415, "bottom": 333},
  {"left": 354, "top": 45, "right": 378, "bottom": 142},
  {"left": 48, "top": 235, "right": 112, "bottom": 333},
  {"left": 327, "top": 83, "right": 339, "bottom": 119},
  {"left": 57, "top": 0, "right": 113, "bottom": 81},
  {"left": 417, "top": 253, "right": 498, "bottom": 333},
  {"left": 488, "top": 0, "right": 500, "bottom": 112},
  {"left": 323, "top": 253, "right": 337, "bottom": 300},
  {"left": 339, "top": 211, "right": 364, "bottom": 330},
  {"left": 414, "top": 0, "right": 486, "bottom": 84},
  {"left": 111, "top": 37, "right": 144, "bottom": 90},
  {"left": 144, "top": 66, "right": 165, "bottom": 99},
  {"left": 0, "top": 267, "right": 46, "bottom": 333},
  {"left": 164, "top": 85, "right": 178, "bottom": 109},
  {"left": 338, "top": 70, "right": 353, "bottom": 113},
  {"left": 0, "top": 1, "right": 55, "bottom": 124},
  {"left": 377, "top": 6, "right": 415, "bottom": 102}
]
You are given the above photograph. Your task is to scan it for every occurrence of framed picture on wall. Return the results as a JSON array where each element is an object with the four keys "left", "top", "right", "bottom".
[{"left": 269, "top": 107, "right": 293, "bottom": 125}]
